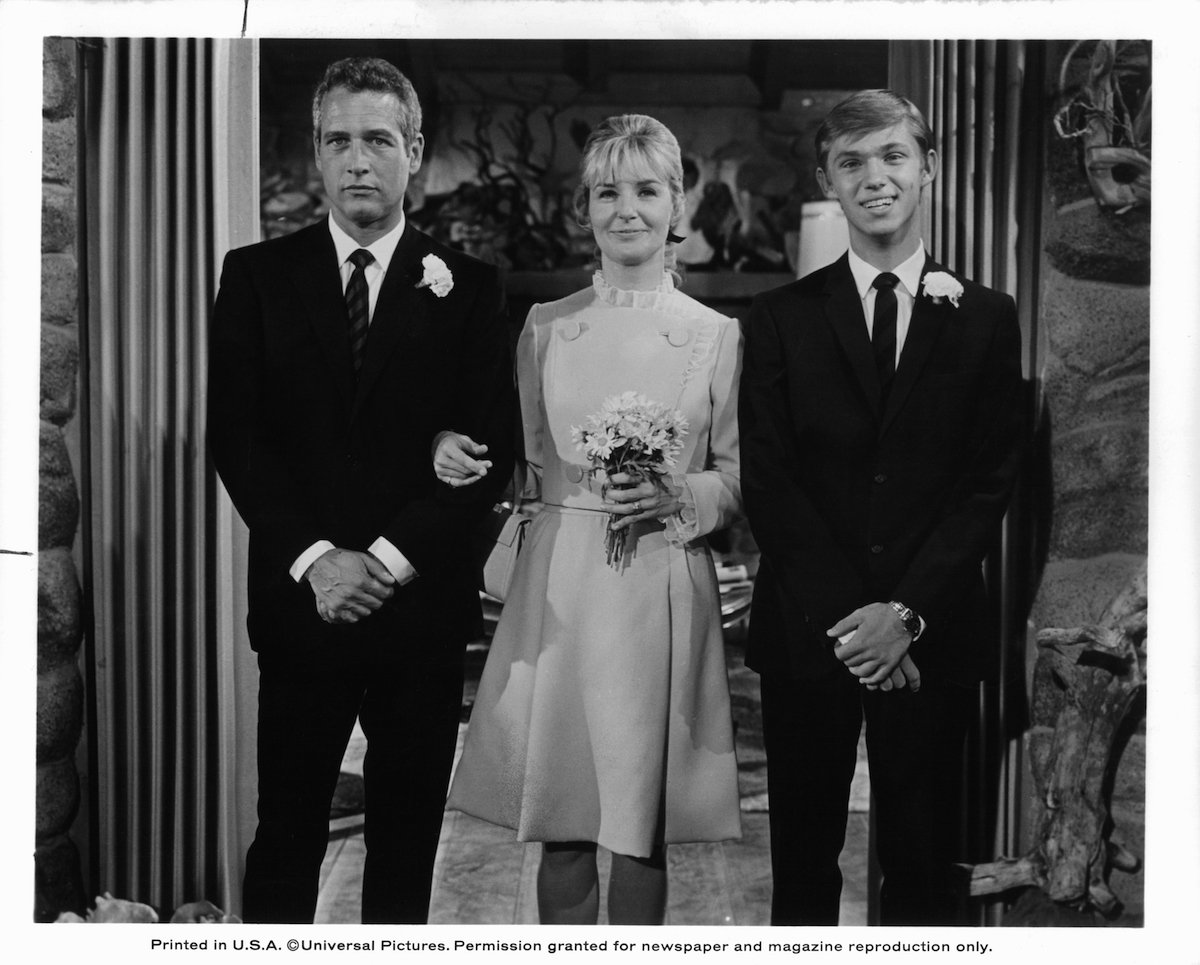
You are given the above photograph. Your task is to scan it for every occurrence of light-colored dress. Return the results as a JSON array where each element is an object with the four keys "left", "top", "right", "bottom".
[{"left": 447, "top": 271, "right": 742, "bottom": 858}]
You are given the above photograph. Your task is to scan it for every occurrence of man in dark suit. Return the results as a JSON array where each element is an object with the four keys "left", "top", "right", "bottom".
[
  {"left": 208, "top": 57, "right": 514, "bottom": 923},
  {"left": 739, "top": 90, "right": 1024, "bottom": 925}
]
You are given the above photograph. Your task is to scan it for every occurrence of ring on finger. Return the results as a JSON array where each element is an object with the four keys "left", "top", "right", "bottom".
[{"left": 633, "top": 500, "right": 641, "bottom": 512}]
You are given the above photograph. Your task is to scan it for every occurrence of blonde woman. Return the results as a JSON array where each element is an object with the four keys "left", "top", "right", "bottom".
[{"left": 441, "top": 115, "right": 742, "bottom": 924}]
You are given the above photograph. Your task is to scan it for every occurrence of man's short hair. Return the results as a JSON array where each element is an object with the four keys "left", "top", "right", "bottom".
[
  {"left": 311, "top": 57, "right": 422, "bottom": 145},
  {"left": 815, "top": 89, "right": 934, "bottom": 171}
]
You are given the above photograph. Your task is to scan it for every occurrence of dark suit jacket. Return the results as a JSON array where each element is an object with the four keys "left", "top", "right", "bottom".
[
  {"left": 739, "top": 252, "right": 1023, "bottom": 684},
  {"left": 208, "top": 218, "right": 515, "bottom": 653}
]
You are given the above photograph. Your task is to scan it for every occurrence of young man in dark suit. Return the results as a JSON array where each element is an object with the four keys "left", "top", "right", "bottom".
[
  {"left": 208, "top": 57, "right": 514, "bottom": 923},
  {"left": 739, "top": 90, "right": 1024, "bottom": 925}
]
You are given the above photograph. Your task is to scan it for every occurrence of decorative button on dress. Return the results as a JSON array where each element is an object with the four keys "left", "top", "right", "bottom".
[{"left": 447, "top": 272, "right": 742, "bottom": 858}]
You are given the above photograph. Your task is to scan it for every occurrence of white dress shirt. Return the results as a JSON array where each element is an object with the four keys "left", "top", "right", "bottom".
[
  {"left": 847, "top": 244, "right": 926, "bottom": 369},
  {"left": 289, "top": 215, "right": 418, "bottom": 586}
]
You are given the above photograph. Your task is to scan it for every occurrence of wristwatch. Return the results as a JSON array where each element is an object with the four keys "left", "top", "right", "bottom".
[{"left": 888, "top": 601, "right": 922, "bottom": 640}]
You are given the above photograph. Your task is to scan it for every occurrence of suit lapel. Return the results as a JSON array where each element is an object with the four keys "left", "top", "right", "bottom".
[
  {"left": 293, "top": 221, "right": 356, "bottom": 412},
  {"left": 822, "top": 254, "right": 882, "bottom": 419},
  {"left": 879, "top": 254, "right": 949, "bottom": 438},
  {"left": 351, "top": 222, "right": 430, "bottom": 420}
]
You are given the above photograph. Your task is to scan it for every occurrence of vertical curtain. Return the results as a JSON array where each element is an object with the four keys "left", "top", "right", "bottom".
[
  {"left": 79, "top": 37, "right": 259, "bottom": 916},
  {"left": 888, "top": 40, "right": 1045, "bottom": 923},
  {"left": 211, "top": 40, "right": 262, "bottom": 916}
]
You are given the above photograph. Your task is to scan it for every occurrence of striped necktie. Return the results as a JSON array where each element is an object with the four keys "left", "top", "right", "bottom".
[{"left": 346, "top": 248, "right": 374, "bottom": 373}]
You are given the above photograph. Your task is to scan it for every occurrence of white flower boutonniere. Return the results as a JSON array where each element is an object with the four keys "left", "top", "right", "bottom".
[
  {"left": 417, "top": 254, "right": 454, "bottom": 297},
  {"left": 922, "top": 271, "right": 964, "bottom": 307}
]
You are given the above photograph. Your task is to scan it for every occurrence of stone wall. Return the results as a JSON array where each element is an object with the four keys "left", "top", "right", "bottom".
[
  {"left": 1025, "top": 42, "right": 1149, "bottom": 925},
  {"left": 36, "top": 37, "right": 86, "bottom": 921}
]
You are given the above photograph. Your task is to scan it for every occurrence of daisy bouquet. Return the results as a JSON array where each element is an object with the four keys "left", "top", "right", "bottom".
[{"left": 571, "top": 392, "right": 689, "bottom": 567}]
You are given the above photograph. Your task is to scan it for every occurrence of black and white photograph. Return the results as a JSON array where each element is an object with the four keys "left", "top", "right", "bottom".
[{"left": 1, "top": 1, "right": 1196, "bottom": 961}]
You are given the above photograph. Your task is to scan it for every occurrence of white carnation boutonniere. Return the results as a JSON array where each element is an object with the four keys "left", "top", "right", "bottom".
[
  {"left": 417, "top": 253, "right": 454, "bottom": 297},
  {"left": 922, "top": 271, "right": 964, "bottom": 308}
]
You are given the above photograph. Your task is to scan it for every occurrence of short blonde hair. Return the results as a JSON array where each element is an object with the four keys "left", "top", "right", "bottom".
[
  {"left": 815, "top": 89, "right": 933, "bottom": 172},
  {"left": 572, "top": 114, "right": 686, "bottom": 231}
]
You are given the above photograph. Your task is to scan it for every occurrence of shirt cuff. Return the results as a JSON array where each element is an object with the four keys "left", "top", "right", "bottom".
[
  {"left": 369, "top": 537, "right": 419, "bottom": 585},
  {"left": 291, "top": 540, "right": 336, "bottom": 583}
]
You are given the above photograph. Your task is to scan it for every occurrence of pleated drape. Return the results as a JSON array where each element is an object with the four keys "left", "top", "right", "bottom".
[
  {"left": 890, "top": 40, "right": 1046, "bottom": 923},
  {"left": 79, "top": 36, "right": 260, "bottom": 916}
]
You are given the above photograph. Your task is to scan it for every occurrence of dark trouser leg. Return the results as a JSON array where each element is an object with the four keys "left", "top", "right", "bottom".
[
  {"left": 608, "top": 846, "right": 668, "bottom": 925},
  {"left": 358, "top": 654, "right": 464, "bottom": 924},
  {"left": 538, "top": 842, "right": 600, "bottom": 925},
  {"left": 242, "top": 645, "right": 364, "bottom": 923},
  {"left": 863, "top": 680, "right": 975, "bottom": 926},
  {"left": 760, "top": 669, "right": 863, "bottom": 925}
]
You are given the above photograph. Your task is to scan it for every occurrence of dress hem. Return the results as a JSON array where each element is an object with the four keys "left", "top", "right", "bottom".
[{"left": 444, "top": 804, "right": 743, "bottom": 858}]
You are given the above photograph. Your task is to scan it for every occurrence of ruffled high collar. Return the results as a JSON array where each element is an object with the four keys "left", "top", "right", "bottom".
[{"left": 592, "top": 270, "right": 675, "bottom": 309}]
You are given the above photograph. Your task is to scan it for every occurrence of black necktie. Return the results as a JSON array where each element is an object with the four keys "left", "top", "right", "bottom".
[
  {"left": 872, "top": 272, "right": 900, "bottom": 391},
  {"left": 346, "top": 248, "right": 374, "bottom": 373}
]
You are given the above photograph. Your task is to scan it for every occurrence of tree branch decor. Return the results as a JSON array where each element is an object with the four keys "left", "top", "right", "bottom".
[{"left": 964, "top": 565, "right": 1146, "bottom": 923}]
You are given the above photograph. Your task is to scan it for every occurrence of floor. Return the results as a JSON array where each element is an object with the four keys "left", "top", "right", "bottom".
[{"left": 313, "top": 637, "right": 872, "bottom": 926}]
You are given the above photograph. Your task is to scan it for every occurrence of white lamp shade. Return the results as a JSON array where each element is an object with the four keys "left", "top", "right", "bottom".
[{"left": 796, "top": 200, "right": 849, "bottom": 279}]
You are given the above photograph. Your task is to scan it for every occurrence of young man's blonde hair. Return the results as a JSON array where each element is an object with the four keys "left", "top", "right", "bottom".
[{"left": 815, "top": 89, "right": 933, "bottom": 171}]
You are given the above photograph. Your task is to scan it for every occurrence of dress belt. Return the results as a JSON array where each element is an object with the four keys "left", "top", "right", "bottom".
[
  {"left": 539, "top": 502, "right": 667, "bottom": 534},
  {"left": 539, "top": 501, "right": 608, "bottom": 517}
]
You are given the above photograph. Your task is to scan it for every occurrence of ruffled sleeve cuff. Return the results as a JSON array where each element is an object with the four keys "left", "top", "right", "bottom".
[{"left": 663, "top": 472, "right": 700, "bottom": 546}]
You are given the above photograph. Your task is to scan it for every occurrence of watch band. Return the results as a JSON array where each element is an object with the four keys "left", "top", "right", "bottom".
[{"left": 888, "top": 600, "right": 922, "bottom": 639}]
